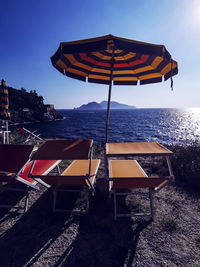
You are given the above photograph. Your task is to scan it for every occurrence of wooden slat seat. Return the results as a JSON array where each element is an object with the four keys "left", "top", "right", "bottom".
[
  {"left": 40, "top": 159, "right": 100, "bottom": 187},
  {"left": 109, "top": 160, "right": 168, "bottom": 189}
]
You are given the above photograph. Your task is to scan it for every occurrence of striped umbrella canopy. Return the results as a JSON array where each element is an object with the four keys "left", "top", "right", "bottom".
[
  {"left": 51, "top": 34, "right": 178, "bottom": 142},
  {"left": 0, "top": 79, "right": 10, "bottom": 120}
]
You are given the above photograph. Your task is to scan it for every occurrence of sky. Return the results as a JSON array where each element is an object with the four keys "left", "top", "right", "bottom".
[{"left": 0, "top": 0, "right": 200, "bottom": 109}]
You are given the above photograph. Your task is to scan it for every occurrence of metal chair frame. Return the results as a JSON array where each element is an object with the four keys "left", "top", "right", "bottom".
[
  {"left": 50, "top": 155, "right": 100, "bottom": 213},
  {"left": 112, "top": 187, "right": 154, "bottom": 220},
  {"left": 108, "top": 159, "right": 171, "bottom": 221}
]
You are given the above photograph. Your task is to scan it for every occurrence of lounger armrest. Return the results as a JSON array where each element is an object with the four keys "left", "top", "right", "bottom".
[
  {"left": 154, "top": 178, "right": 169, "bottom": 191},
  {"left": 32, "top": 175, "right": 86, "bottom": 186},
  {"left": 109, "top": 177, "right": 169, "bottom": 189}
]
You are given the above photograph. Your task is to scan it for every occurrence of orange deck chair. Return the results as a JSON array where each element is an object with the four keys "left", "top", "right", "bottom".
[
  {"left": 106, "top": 142, "right": 173, "bottom": 220},
  {"left": 0, "top": 144, "right": 60, "bottom": 212},
  {"left": 30, "top": 139, "right": 100, "bottom": 213}
]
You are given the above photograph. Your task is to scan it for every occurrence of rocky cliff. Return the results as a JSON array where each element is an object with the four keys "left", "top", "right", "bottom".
[{"left": 7, "top": 87, "right": 63, "bottom": 123}]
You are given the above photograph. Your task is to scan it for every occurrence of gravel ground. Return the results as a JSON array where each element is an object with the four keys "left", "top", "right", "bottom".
[{"left": 0, "top": 144, "right": 199, "bottom": 267}]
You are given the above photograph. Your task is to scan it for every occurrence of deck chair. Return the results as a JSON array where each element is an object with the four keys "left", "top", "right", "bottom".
[
  {"left": 0, "top": 144, "right": 60, "bottom": 212},
  {"left": 17, "top": 127, "right": 44, "bottom": 145},
  {"left": 109, "top": 160, "right": 170, "bottom": 220},
  {"left": 30, "top": 139, "right": 100, "bottom": 213},
  {"left": 0, "top": 144, "right": 34, "bottom": 212}
]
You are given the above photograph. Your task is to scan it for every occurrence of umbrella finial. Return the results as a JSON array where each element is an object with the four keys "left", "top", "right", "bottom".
[{"left": 107, "top": 39, "right": 114, "bottom": 50}]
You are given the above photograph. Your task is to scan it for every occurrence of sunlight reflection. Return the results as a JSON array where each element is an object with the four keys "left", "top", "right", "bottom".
[{"left": 184, "top": 108, "right": 200, "bottom": 136}]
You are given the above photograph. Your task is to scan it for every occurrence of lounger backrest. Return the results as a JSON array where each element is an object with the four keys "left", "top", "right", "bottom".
[
  {"left": 31, "top": 139, "right": 93, "bottom": 160},
  {"left": 106, "top": 142, "right": 173, "bottom": 156},
  {"left": 109, "top": 160, "right": 169, "bottom": 189},
  {"left": 0, "top": 144, "right": 34, "bottom": 172}
]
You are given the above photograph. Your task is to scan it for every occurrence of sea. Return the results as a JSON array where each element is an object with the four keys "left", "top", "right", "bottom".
[{"left": 16, "top": 108, "right": 200, "bottom": 145}]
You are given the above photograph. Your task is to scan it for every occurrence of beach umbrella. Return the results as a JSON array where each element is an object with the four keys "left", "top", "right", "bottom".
[
  {"left": 51, "top": 34, "right": 178, "bottom": 142},
  {"left": 0, "top": 79, "right": 10, "bottom": 143}
]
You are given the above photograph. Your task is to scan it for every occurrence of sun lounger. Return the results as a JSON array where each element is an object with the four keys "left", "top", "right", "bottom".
[
  {"left": 0, "top": 144, "right": 60, "bottom": 212},
  {"left": 40, "top": 159, "right": 100, "bottom": 212},
  {"left": 109, "top": 160, "right": 170, "bottom": 220},
  {"left": 0, "top": 144, "right": 34, "bottom": 212},
  {"left": 106, "top": 142, "right": 174, "bottom": 220},
  {"left": 30, "top": 139, "right": 101, "bottom": 213},
  {"left": 17, "top": 127, "right": 44, "bottom": 145}
]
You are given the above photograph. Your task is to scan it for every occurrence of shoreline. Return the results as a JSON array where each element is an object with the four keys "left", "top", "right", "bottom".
[{"left": 8, "top": 117, "right": 65, "bottom": 127}]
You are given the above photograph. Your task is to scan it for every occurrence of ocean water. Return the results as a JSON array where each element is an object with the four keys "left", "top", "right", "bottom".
[{"left": 18, "top": 108, "right": 200, "bottom": 145}]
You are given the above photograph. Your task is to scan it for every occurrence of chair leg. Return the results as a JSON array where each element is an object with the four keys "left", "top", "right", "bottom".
[
  {"left": 24, "top": 188, "right": 30, "bottom": 213},
  {"left": 52, "top": 187, "right": 91, "bottom": 213},
  {"left": 56, "top": 164, "right": 61, "bottom": 175},
  {"left": 113, "top": 190, "right": 117, "bottom": 220},
  {"left": 166, "top": 156, "right": 175, "bottom": 182},
  {"left": 149, "top": 189, "right": 154, "bottom": 221},
  {"left": 86, "top": 190, "right": 89, "bottom": 213}
]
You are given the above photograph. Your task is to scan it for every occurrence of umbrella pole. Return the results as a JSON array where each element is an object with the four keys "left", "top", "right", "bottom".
[
  {"left": 105, "top": 82, "right": 112, "bottom": 143},
  {"left": 5, "top": 120, "right": 9, "bottom": 144},
  {"left": 105, "top": 48, "right": 114, "bottom": 143}
]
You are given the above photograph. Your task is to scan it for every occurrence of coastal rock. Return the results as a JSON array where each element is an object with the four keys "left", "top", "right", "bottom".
[
  {"left": 75, "top": 101, "right": 102, "bottom": 110},
  {"left": 7, "top": 86, "right": 63, "bottom": 123}
]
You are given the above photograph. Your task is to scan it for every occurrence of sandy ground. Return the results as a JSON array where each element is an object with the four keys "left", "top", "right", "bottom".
[{"left": 0, "top": 145, "right": 199, "bottom": 267}]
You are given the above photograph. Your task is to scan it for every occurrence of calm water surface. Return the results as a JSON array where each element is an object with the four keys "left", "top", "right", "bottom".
[{"left": 19, "top": 108, "right": 200, "bottom": 145}]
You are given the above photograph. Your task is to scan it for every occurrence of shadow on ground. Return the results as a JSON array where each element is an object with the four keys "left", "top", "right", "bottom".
[
  {"left": 0, "top": 189, "right": 151, "bottom": 267},
  {"left": 0, "top": 184, "right": 29, "bottom": 220},
  {"left": 55, "top": 194, "right": 151, "bottom": 267}
]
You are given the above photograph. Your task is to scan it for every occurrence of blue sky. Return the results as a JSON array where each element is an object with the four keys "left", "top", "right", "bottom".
[{"left": 1, "top": 0, "right": 200, "bottom": 109}]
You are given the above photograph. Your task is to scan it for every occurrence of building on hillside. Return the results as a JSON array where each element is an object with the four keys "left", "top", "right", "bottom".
[{"left": 45, "top": 104, "right": 54, "bottom": 112}]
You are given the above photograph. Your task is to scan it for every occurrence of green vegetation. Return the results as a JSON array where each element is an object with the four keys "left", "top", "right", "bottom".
[
  {"left": 5, "top": 86, "right": 62, "bottom": 123},
  {"left": 8, "top": 86, "right": 46, "bottom": 123},
  {"left": 161, "top": 216, "right": 178, "bottom": 232},
  {"left": 9, "top": 87, "right": 45, "bottom": 112},
  {"left": 171, "top": 142, "right": 200, "bottom": 191}
]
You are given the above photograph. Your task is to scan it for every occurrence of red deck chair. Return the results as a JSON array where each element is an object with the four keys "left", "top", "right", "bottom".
[{"left": 0, "top": 144, "right": 60, "bottom": 212}]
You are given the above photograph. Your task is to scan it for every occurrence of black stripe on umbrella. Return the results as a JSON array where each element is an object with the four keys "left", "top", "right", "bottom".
[
  {"left": 56, "top": 35, "right": 171, "bottom": 58},
  {"left": 113, "top": 80, "right": 138, "bottom": 86}
]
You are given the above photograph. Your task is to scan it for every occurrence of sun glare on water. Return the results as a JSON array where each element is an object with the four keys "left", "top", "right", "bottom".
[{"left": 186, "top": 108, "right": 200, "bottom": 136}]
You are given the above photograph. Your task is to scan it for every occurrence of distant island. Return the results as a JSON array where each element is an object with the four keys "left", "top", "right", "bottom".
[{"left": 75, "top": 101, "right": 136, "bottom": 110}]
